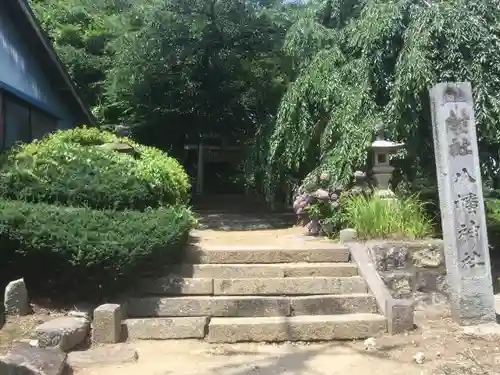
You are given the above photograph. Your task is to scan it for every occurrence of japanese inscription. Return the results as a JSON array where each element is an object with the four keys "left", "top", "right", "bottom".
[
  {"left": 454, "top": 192, "right": 479, "bottom": 215},
  {"left": 430, "top": 82, "right": 495, "bottom": 324},
  {"left": 449, "top": 138, "right": 473, "bottom": 157},
  {"left": 444, "top": 102, "right": 484, "bottom": 269},
  {"left": 446, "top": 109, "right": 470, "bottom": 135},
  {"left": 460, "top": 250, "right": 486, "bottom": 269},
  {"left": 442, "top": 85, "right": 469, "bottom": 103},
  {"left": 457, "top": 220, "right": 480, "bottom": 242},
  {"left": 453, "top": 168, "right": 476, "bottom": 184},
  {"left": 446, "top": 109, "right": 472, "bottom": 157}
]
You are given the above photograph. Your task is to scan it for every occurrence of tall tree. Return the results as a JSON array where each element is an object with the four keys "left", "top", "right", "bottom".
[
  {"left": 33, "top": 0, "right": 294, "bottom": 158},
  {"left": 31, "top": 0, "right": 131, "bottom": 120},
  {"left": 104, "top": 0, "right": 294, "bottom": 154},
  {"left": 258, "top": 0, "right": 500, "bottom": 202}
]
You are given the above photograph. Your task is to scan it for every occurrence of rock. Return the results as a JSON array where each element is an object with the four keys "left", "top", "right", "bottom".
[
  {"left": 0, "top": 342, "right": 67, "bottom": 375},
  {"left": 4, "top": 278, "right": 30, "bottom": 316},
  {"left": 339, "top": 228, "right": 357, "bottom": 243},
  {"left": 382, "top": 273, "right": 413, "bottom": 299},
  {"left": 363, "top": 337, "right": 377, "bottom": 351},
  {"left": 32, "top": 317, "right": 90, "bottom": 352},
  {"left": 413, "top": 352, "right": 425, "bottom": 364},
  {"left": 92, "top": 304, "right": 122, "bottom": 344},
  {"left": 68, "top": 310, "right": 91, "bottom": 321},
  {"left": 99, "top": 142, "right": 137, "bottom": 156},
  {"left": 412, "top": 246, "right": 444, "bottom": 268},
  {"left": 67, "top": 344, "right": 138, "bottom": 369}
]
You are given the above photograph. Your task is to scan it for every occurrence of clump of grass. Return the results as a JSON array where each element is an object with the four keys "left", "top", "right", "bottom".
[{"left": 343, "top": 194, "right": 433, "bottom": 240}]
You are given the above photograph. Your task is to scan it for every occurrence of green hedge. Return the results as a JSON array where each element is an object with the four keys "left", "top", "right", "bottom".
[
  {"left": 0, "top": 200, "right": 194, "bottom": 299},
  {"left": 0, "top": 127, "right": 190, "bottom": 210}
]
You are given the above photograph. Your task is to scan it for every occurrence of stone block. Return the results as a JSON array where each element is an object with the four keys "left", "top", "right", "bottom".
[
  {"left": 187, "top": 245, "right": 350, "bottom": 264},
  {"left": 136, "top": 277, "right": 213, "bottom": 295},
  {"left": 125, "top": 296, "right": 291, "bottom": 317},
  {"left": 4, "top": 278, "right": 30, "bottom": 316},
  {"left": 369, "top": 244, "right": 409, "bottom": 272},
  {"left": 411, "top": 245, "right": 445, "bottom": 268},
  {"left": 124, "top": 317, "right": 208, "bottom": 339},
  {"left": 68, "top": 344, "right": 138, "bottom": 369},
  {"left": 290, "top": 294, "right": 378, "bottom": 316},
  {"left": 0, "top": 342, "right": 67, "bottom": 375},
  {"left": 33, "top": 317, "right": 90, "bottom": 352},
  {"left": 386, "top": 298, "right": 414, "bottom": 335},
  {"left": 415, "top": 270, "right": 447, "bottom": 294},
  {"left": 381, "top": 272, "right": 414, "bottom": 299},
  {"left": 92, "top": 304, "right": 122, "bottom": 344},
  {"left": 213, "top": 277, "right": 367, "bottom": 295},
  {"left": 206, "top": 314, "right": 387, "bottom": 343},
  {"left": 283, "top": 263, "right": 358, "bottom": 277},
  {"left": 339, "top": 228, "right": 357, "bottom": 243},
  {"left": 172, "top": 264, "right": 284, "bottom": 278}
]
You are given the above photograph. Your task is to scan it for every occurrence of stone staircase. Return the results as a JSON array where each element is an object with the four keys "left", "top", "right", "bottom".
[{"left": 122, "top": 243, "right": 387, "bottom": 343}]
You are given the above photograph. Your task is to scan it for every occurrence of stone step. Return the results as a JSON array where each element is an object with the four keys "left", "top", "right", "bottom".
[
  {"left": 124, "top": 294, "right": 376, "bottom": 318},
  {"left": 206, "top": 314, "right": 387, "bottom": 343},
  {"left": 168, "top": 263, "right": 358, "bottom": 278},
  {"left": 124, "top": 317, "right": 208, "bottom": 340},
  {"left": 185, "top": 245, "right": 349, "bottom": 264},
  {"left": 134, "top": 276, "right": 366, "bottom": 296},
  {"left": 291, "top": 294, "right": 378, "bottom": 315},
  {"left": 213, "top": 277, "right": 367, "bottom": 296},
  {"left": 135, "top": 277, "right": 213, "bottom": 296}
]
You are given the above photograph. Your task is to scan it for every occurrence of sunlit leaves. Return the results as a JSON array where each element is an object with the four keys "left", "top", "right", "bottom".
[{"left": 261, "top": 0, "right": 500, "bottom": 201}]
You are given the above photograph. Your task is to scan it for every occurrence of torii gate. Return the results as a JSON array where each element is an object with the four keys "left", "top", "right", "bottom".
[{"left": 184, "top": 142, "right": 242, "bottom": 195}]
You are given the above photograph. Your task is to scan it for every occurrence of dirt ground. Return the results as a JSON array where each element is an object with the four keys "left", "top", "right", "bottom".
[
  {"left": 0, "top": 306, "right": 61, "bottom": 354},
  {"left": 3, "top": 226, "right": 500, "bottom": 374},
  {"left": 73, "top": 306, "right": 500, "bottom": 375}
]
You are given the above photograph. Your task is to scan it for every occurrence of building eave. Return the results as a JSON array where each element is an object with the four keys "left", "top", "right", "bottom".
[{"left": 11, "top": 0, "right": 96, "bottom": 125}]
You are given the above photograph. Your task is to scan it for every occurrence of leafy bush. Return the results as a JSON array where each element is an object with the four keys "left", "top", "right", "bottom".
[
  {"left": 343, "top": 194, "right": 433, "bottom": 240},
  {"left": 0, "top": 199, "right": 194, "bottom": 299},
  {"left": 0, "top": 127, "right": 190, "bottom": 210}
]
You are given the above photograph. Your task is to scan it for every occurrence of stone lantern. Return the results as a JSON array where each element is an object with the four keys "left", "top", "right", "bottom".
[{"left": 370, "top": 126, "right": 404, "bottom": 198}]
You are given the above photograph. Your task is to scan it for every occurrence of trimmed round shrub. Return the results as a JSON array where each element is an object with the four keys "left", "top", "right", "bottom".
[
  {"left": 0, "top": 199, "right": 194, "bottom": 299},
  {"left": 0, "top": 127, "right": 190, "bottom": 210}
]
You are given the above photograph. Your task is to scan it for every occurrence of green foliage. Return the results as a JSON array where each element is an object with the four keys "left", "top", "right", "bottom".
[
  {"left": 259, "top": 0, "right": 500, "bottom": 203},
  {"left": 33, "top": 0, "right": 297, "bottom": 156},
  {"left": 32, "top": 0, "right": 500, "bottom": 201},
  {"left": 31, "top": 0, "right": 131, "bottom": 116},
  {"left": 343, "top": 194, "right": 433, "bottom": 240},
  {"left": 0, "top": 200, "right": 193, "bottom": 298},
  {"left": 0, "top": 127, "right": 190, "bottom": 210}
]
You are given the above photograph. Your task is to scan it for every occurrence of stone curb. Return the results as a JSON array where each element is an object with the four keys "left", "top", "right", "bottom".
[{"left": 347, "top": 242, "right": 414, "bottom": 334}]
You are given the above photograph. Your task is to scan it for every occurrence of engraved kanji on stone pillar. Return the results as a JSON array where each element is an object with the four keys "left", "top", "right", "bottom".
[{"left": 429, "top": 82, "right": 496, "bottom": 325}]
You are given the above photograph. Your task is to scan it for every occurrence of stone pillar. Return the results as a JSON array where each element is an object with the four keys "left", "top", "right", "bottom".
[
  {"left": 429, "top": 82, "right": 496, "bottom": 325},
  {"left": 4, "top": 278, "right": 30, "bottom": 316},
  {"left": 92, "top": 304, "right": 122, "bottom": 344}
]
